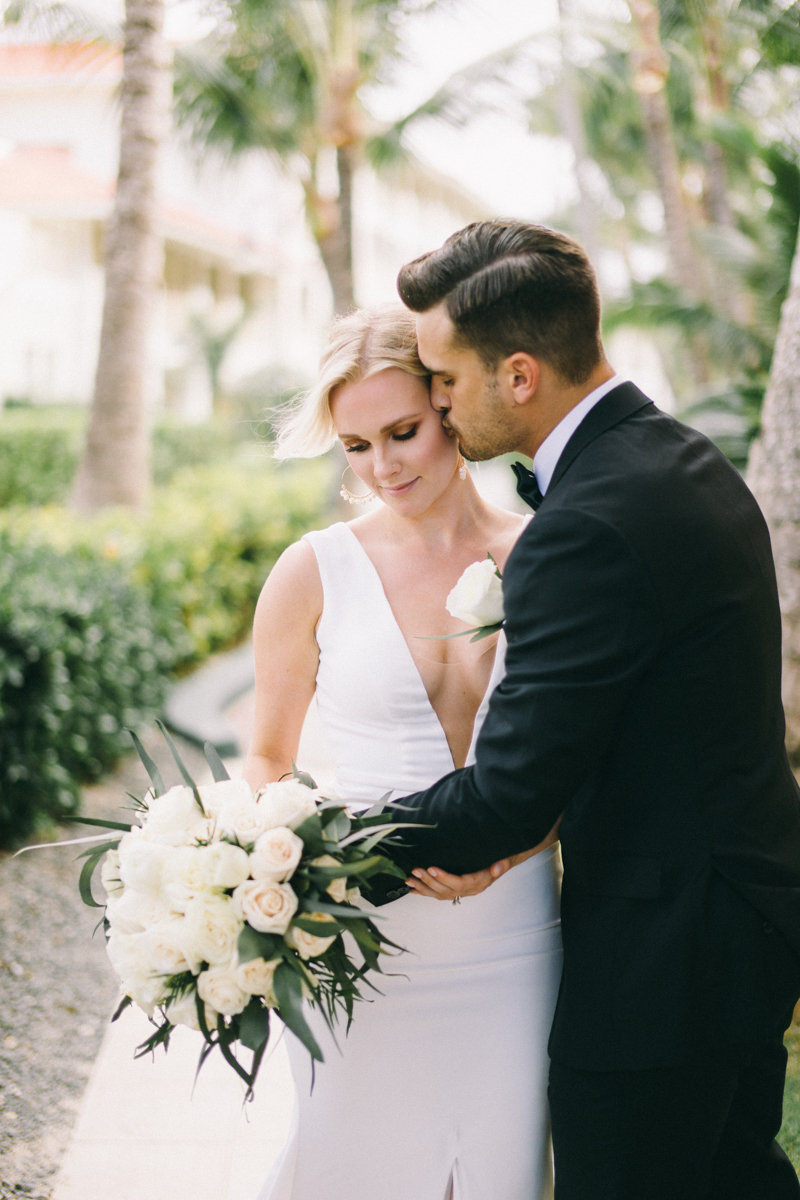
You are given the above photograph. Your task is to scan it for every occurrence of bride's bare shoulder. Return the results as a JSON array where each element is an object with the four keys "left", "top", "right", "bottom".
[{"left": 255, "top": 538, "right": 322, "bottom": 621}]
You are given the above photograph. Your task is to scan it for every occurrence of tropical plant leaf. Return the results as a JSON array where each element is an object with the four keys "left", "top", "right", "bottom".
[
  {"left": 239, "top": 996, "right": 271, "bottom": 1053},
  {"left": 273, "top": 964, "right": 323, "bottom": 1061},
  {"left": 128, "top": 728, "right": 165, "bottom": 796},
  {"left": 63, "top": 815, "right": 133, "bottom": 832},
  {"left": 111, "top": 994, "right": 133, "bottom": 1022},
  {"left": 155, "top": 720, "right": 206, "bottom": 815},
  {"left": 204, "top": 741, "right": 230, "bottom": 782},
  {"left": 237, "top": 925, "right": 285, "bottom": 964},
  {"left": 77, "top": 839, "right": 119, "bottom": 908}
]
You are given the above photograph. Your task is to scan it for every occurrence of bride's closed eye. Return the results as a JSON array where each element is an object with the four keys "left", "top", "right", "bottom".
[{"left": 344, "top": 425, "right": 418, "bottom": 454}]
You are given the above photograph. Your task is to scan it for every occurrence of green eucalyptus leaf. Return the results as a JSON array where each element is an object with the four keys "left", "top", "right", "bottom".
[
  {"left": 273, "top": 964, "right": 323, "bottom": 1061},
  {"left": 204, "top": 741, "right": 230, "bottom": 782},
  {"left": 291, "top": 759, "right": 318, "bottom": 790},
  {"left": 239, "top": 997, "right": 271, "bottom": 1053},
  {"left": 127, "top": 729, "right": 165, "bottom": 796}
]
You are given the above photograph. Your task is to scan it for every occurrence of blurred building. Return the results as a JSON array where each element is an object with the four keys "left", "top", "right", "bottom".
[{"left": 0, "top": 42, "right": 487, "bottom": 419}]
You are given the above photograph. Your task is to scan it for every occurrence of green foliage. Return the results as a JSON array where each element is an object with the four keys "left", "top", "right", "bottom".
[
  {"left": 0, "top": 536, "right": 178, "bottom": 845},
  {"left": 0, "top": 408, "right": 271, "bottom": 506},
  {"left": 0, "top": 457, "right": 331, "bottom": 846},
  {"left": 781, "top": 1023, "right": 800, "bottom": 1171}
]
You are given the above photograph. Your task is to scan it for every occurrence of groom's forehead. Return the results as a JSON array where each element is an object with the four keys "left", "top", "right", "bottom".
[{"left": 416, "top": 304, "right": 459, "bottom": 368}]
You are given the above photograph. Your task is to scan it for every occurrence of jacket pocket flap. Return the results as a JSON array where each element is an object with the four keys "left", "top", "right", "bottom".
[{"left": 582, "top": 854, "right": 662, "bottom": 900}]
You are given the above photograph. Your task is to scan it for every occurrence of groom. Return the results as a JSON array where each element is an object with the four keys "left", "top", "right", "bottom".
[{"left": 383, "top": 219, "right": 800, "bottom": 1199}]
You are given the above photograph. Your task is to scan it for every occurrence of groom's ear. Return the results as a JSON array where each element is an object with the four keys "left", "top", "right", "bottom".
[{"left": 499, "top": 353, "right": 540, "bottom": 407}]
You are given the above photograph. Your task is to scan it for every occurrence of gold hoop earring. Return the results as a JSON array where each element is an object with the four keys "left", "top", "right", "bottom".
[
  {"left": 340, "top": 465, "right": 375, "bottom": 505},
  {"left": 458, "top": 454, "right": 468, "bottom": 481}
]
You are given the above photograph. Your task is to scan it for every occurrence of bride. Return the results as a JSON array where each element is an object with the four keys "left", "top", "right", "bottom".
[{"left": 242, "top": 305, "right": 563, "bottom": 1200}]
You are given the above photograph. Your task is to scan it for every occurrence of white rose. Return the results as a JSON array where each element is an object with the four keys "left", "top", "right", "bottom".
[
  {"left": 255, "top": 778, "right": 318, "bottom": 831},
  {"left": 163, "top": 990, "right": 218, "bottom": 1032},
  {"left": 311, "top": 854, "right": 348, "bottom": 903},
  {"left": 100, "top": 849, "right": 124, "bottom": 899},
  {"left": 232, "top": 879, "right": 298, "bottom": 934},
  {"left": 250, "top": 828, "right": 304, "bottom": 882},
  {"left": 117, "top": 831, "right": 172, "bottom": 894},
  {"left": 234, "top": 956, "right": 281, "bottom": 1005},
  {"left": 206, "top": 841, "right": 251, "bottom": 889},
  {"left": 165, "top": 845, "right": 217, "bottom": 897},
  {"left": 217, "top": 798, "right": 273, "bottom": 846},
  {"left": 143, "top": 785, "right": 203, "bottom": 844},
  {"left": 346, "top": 886, "right": 361, "bottom": 905},
  {"left": 197, "top": 966, "right": 248, "bottom": 1016},
  {"left": 199, "top": 778, "right": 253, "bottom": 818},
  {"left": 126, "top": 972, "right": 169, "bottom": 1018},
  {"left": 138, "top": 919, "right": 191, "bottom": 976},
  {"left": 285, "top": 913, "right": 338, "bottom": 960},
  {"left": 106, "top": 888, "right": 172, "bottom": 935},
  {"left": 182, "top": 894, "right": 243, "bottom": 968},
  {"left": 445, "top": 559, "right": 504, "bottom": 628},
  {"left": 106, "top": 931, "right": 149, "bottom": 981}
]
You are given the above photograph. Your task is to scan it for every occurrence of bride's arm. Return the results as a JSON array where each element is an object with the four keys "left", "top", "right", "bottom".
[{"left": 241, "top": 540, "right": 322, "bottom": 793}]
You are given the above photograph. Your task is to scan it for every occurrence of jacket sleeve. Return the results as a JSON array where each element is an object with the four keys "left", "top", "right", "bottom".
[{"left": 387, "top": 508, "right": 664, "bottom": 876}]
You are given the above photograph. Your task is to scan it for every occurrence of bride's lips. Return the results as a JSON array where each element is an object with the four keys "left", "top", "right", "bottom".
[{"left": 381, "top": 477, "right": 420, "bottom": 498}]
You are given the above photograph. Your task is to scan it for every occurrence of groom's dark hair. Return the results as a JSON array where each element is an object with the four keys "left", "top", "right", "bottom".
[{"left": 397, "top": 219, "right": 603, "bottom": 385}]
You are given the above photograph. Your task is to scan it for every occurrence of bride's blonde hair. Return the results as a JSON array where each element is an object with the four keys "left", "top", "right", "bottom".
[{"left": 274, "top": 305, "right": 429, "bottom": 459}]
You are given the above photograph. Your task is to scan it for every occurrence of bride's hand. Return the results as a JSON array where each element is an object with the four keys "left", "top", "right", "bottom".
[{"left": 405, "top": 817, "right": 562, "bottom": 901}]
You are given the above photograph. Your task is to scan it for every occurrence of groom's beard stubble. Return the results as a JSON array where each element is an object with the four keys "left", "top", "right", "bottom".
[{"left": 444, "top": 376, "right": 524, "bottom": 463}]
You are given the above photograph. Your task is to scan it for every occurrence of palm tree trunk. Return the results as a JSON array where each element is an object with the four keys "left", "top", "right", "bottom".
[
  {"left": 314, "top": 150, "right": 356, "bottom": 317},
  {"left": 747, "top": 231, "right": 800, "bottom": 760},
  {"left": 558, "top": 0, "right": 600, "bottom": 267},
  {"left": 71, "top": 0, "right": 171, "bottom": 513},
  {"left": 628, "top": 0, "right": 699, "bottom": 299}
]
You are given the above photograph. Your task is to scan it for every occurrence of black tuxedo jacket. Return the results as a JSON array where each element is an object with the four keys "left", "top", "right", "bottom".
[{"left": 381, "top": 382, "right": 800, "bottom": 1071}]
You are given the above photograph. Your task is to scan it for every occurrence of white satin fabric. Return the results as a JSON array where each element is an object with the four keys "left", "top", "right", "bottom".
[{"left": 258, "top": 522, "right": 562, "bottom": 1200}]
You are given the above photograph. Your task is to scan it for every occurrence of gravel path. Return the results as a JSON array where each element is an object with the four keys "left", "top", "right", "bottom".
[{"left": 0, "top": 730, "right": 210, "bottom": 1200}]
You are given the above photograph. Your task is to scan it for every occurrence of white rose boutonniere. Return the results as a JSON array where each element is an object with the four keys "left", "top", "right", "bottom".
[{"left": 421, "top": 554, "right": 505, "bottom": 645}]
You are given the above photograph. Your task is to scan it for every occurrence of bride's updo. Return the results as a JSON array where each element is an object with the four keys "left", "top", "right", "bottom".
[{"left": 274, "top": 305, "right": 429, "bottom": 459}]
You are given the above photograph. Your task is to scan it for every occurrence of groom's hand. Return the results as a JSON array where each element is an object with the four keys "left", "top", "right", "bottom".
[
  {"left": 405, "top": 858, "right": 513, "bottom": 900},
  {"left": 404, "top": 816, "right": 562, "bottom": 900}
]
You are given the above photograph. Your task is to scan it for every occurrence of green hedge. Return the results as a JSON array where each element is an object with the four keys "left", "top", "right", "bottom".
[
  {"left": 0, "top": 457, "right": 331, "bottom": 845},
  {"left": 0, "top": 408, "right": 257, "bottom": 506},
  {"left": 0, "top": 537, "right": 180, "bottom": 843}
]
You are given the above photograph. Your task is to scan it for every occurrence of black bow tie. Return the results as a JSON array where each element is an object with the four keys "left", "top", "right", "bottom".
[{"left": 511, "top": 461, "right": 544, "bottom": 511}]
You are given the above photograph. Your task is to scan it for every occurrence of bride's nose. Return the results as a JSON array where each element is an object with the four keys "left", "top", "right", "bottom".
[{"left": 372, "top": 444, "right": 401, "bottom": 480}]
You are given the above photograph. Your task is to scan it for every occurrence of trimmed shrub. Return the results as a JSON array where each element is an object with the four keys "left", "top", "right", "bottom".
[
  {"left": 0, "top": 536, "right": 180, "bottom": 844},
  {"left": 0, "top": 408, "right": 261, "bottom": 505},
  {"left": 0, "top": 457, "right": 331, "bottom": 845}
]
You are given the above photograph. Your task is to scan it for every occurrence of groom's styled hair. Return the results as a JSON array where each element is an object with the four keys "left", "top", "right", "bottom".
[{"left": 397, "top": 219, "right": 603, "bottom": 385}]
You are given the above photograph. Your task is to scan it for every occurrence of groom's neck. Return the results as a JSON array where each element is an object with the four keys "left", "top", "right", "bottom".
[{"left": 517, "top": 359, "right": 616, "bottom": 461}]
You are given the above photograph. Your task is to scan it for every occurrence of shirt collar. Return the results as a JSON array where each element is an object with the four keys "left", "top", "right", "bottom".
[{"left": 533, "top": 374, "right": 627, "bottom": 496}]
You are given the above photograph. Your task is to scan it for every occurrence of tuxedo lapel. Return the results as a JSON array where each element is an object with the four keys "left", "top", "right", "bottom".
[{"left": 547, "top": 382, "right": 653, "bottom": 496}]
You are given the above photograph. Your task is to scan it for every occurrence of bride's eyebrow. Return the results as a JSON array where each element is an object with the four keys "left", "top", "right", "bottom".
[{"left": 339, "top": 413, "right": 422, "bottom": 440}]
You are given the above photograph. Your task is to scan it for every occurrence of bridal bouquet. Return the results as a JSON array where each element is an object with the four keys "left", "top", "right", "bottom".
[{"left": 62, "top": 724, "right": 410, "bottom": 1095}]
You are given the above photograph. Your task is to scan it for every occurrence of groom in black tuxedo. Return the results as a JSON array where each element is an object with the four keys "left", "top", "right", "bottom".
[{"left": 383, "top": 219, "right": 800, "bottom": 1199}]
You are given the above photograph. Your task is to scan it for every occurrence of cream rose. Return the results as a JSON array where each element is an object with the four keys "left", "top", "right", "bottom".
[
  {"left": 182, "top": 894, "right": 243, "bottom": 968},
  {"left": 198, "top": 777, "right": 253, "bottom": 818},
  {"left": 164, "top": 991, "right": 218, "bottom": 1032},
  {"left": 311, "top": 855, "right": 348, "bottom": 903},
  {"left": 206, "top": 840, "right": 251, "bottom": 889},
  {"left": 250, "top": 827, "right": 304, "bottom": 882},
  {"left": 346, "top": 886, "right": 361, "bottom": 905},
  {"left": 138, "top": 920, "right": 191, "bottom": 977},
  {"left": 217, "top": 797, "right": 274, "bottom": 846},
  {"left": 285, "top": 913, "right": 338, "bottom": 960},
  {"left": 143, "top": 785, "right": 203, "bottom": 844},
  {"left": 235, "top": 956, "right": 281, "bottom": 1005},
  {"left": 445, "top": 558, "right": 504, "bottom": 628},
  {"left": 255, "top": 778, "right": 318, "bottom": 831},
  {"left": 232, "top": 879, "right": 298, "bottom": 934},
  {"left": 197, "top": 966, "right": 249, "bottom": 1016},
  {"left": 105, "top": 887, "right": 172, "bottom": 935},
  {"left": 117, "top": 831, "right": 171, "bottom": 894}
]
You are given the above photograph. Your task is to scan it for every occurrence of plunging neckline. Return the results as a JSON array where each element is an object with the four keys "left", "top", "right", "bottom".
[{"left": 341, "top": 522, "right": 498, "bottom": 772}]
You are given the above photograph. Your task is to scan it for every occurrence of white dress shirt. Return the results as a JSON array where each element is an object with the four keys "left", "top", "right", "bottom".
[{"left": 533, "top": 374, "right": 627, "bottom": 496}]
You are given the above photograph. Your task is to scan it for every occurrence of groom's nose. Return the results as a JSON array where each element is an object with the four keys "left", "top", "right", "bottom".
[{"left": 430, "top": 379, "right": 451, "bottom": 412}]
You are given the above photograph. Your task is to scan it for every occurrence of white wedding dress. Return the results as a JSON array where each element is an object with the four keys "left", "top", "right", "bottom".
[{"left": 258, "top": 521, "right": 563, "bottom": 1200}]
